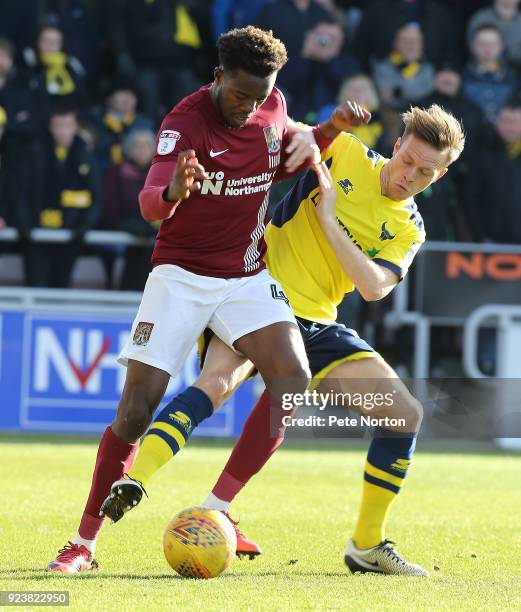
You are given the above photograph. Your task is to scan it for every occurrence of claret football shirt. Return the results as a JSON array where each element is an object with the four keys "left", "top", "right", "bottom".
[{"left": 139, "top": 84, "right": 302, "bottom": 278}]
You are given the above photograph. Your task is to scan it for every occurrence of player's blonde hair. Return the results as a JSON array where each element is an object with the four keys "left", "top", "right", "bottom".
[{"left": 402, "top": 104, "right": 465, "bottom": 165}]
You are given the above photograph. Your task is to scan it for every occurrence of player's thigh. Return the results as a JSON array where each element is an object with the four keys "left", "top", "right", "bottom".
[
  {"left": 209, "top": 270, "right": 310, "bottom": 384},
  {"left": 235, "top": 321, "right": 309, "bottom": 384},
  {"left": 118, "top": 265, "right": 220, "bottom": 379},
  {"left": 318, "top": 354, "right": 423, "bottom": 431},
  {"left": 194, "top": 333, "right": 254, "bottom": 409}
]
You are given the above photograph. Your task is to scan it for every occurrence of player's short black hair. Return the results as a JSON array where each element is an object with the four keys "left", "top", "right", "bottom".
[{"left": 217, "top": 26, "right": 288, "bottom": 78}]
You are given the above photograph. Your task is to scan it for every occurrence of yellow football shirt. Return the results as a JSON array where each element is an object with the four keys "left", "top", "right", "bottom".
[{"left": 265, "top": 132, "right": 426, "bottom": 324}]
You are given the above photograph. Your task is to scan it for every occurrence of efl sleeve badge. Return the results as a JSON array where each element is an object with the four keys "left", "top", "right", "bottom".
[{"left": 157, "top": 130, "right": 181, "bottom": 155}]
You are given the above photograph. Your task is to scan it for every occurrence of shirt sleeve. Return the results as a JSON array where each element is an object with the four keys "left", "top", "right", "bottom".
[
  {"left": 138, "top": 112, "right": 194, "bottom": 221},
  {"left": 320, "top": 131, "right": 354, "bottom": 163},
  {"left": 373, "top": 220, "right": 426, "bottom": 280}
]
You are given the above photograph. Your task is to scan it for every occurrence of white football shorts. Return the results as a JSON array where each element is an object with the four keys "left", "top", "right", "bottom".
[{"left": 118, "top": 264, "right": 296, "bottom": 377}]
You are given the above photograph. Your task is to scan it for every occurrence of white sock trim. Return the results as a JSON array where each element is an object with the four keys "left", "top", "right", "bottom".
[
  {"left": 201, "top": 492, "right": 230, "bottom": 513},
  {"left": 72, "top": 532, "right": 96, "bottom": 554}
]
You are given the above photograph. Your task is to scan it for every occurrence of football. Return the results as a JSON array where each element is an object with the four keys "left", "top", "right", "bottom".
[{"left": 163, "top": 506, "right": 237, "bottom": 579}]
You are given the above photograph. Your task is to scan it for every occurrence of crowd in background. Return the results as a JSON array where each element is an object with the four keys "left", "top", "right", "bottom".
[{"left": 1, "top": 0, "right": 521, "bottom": 291}]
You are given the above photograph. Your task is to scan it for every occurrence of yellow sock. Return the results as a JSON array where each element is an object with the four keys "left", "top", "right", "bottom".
[
  {"left": 129, "top": 423, "right": 186, "bottom": 487},
  {"left": 128, "top": 386, "right": 213, "bottom": 487},
  {"left": 352, "top": 460, "right": 404, "bottom": 549}
]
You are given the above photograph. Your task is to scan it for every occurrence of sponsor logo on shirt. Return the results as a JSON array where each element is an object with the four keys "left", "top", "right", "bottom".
[
  {"left": 336, "top": 216, "right": 364, "bottom": 253},
  {"left": 157, "top": 130, "right": 181, "bottom": 155},
  {"left": 200, "top": 170, "right": 276, "bottom": 196}
]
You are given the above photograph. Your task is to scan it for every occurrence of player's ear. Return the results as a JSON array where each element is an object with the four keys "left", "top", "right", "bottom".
[
  {"left": 213, "top": 66, "right": 224, "bottom": 84},
  {"left": 434, "top": 167, "right": 448, "bottom": 183},
  {"left": 392, "top": 137, "right": 402, "bottom": 156}
]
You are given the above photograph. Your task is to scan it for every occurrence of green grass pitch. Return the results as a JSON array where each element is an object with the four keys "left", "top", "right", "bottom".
[{"left": 1, "top": 435, "right": 520, "bottom": 611}]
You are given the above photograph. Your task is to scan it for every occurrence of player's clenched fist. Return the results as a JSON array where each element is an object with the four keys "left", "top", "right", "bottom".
[
  {"left": 331, "top": 101, "right": 371, "bottom": 131},
  {"left": 166, "top": 150, "right": 208, "bottom": 202}
]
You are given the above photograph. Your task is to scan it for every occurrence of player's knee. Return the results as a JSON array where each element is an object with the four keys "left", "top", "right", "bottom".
[
  {"left": 113, "top": 393, "right": 156, "bottom": 440},
  {"left": 398, "top": 394, "right": 423, "bottom": 431},
  {"left": 263, "top": 359, "right": 311, "bottom": 395},
  {"left": 121, "top": 407, "right": 153, "bottom": 439},
  {"left": 194, "top": 374, "right": 231, "bottom": 409},
  {"left": 290, "top": 356, "right": 311, "bottom": 384}
]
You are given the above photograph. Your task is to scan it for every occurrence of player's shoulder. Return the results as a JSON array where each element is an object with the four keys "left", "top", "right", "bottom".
[
  {"left": 255, "top": 86, "right": 287, "bottom": 122},
  {"left": 399, "top": 198, "right": 426, "bottom": 242},
  {"left": 173, "top": 84, "right": 211, "bottom": 114},
  {"left": 327, "top": 131, "right": 383, "bottom": 165},
  {"left": 161, "top": 85, "right": 212, "bottom": 129},
  {"left": 324, "top": 133, "right": 385, "bottom": 188}
]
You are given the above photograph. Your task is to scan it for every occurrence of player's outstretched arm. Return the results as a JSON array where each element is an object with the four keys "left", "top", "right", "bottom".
[
  {"left": 281, "top": 102, "right": 371, "bottom": 175},
  {"left": 313, "top": 161, "right": 398, "bottom": 301},
  {"left": 318, "top": 100, "right": 371, "bottom": 139}
]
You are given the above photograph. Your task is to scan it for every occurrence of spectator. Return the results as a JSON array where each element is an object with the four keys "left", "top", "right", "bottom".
[
  {"left": 38, "top": 0, "right": 100, "bottom": 78},
  {"left": 353, "top": 0, "right": 459, "bottom": 71},
  {"left": 22, "top": 25, "right": 86, "bottom": 108},
  {"left": 0, "top": 37, "right": 44, "bottom": 144},
  {"left": 94, "top": 82, "right": 153, "bottom": 174},
  {"left": 109, "top": 0, "right": 203, "bottom": 121},
  {"left": 463, "top": 100, "right": 521, "bottom": 243},
  {"left": 415, "top": 65, "right": 487, "bottom": 240},
  {"left": 467, "top": 0, "right": 521, "bottom": 66},
  {"left": 101, "top": 130, "right": 157, "bottom": 290},
  {"left": 256, "top": 0, "right": 359, "bottom": 120},
  {"left": 317, "top": 73, "right": 390, "bottom": 152},
  {"left": 17, "top": 105, "right": 100, "bottom": 288},
  {"left": 463, "top": 23, "right": 518, "bottom": 123},
  {"left": 372, "top": 23, "right": 435, "bottom": 111}
]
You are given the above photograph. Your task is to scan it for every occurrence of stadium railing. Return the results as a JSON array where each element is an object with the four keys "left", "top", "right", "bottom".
[
  {"left": 0, "top": 227, "right": 154, "bottom": 245},
  {"left": 386, "top": 240, "right": 521, "bottom": 378}
]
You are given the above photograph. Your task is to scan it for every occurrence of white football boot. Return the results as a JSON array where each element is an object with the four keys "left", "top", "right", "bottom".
[{"left": 344, "top": 539, "right": 428, "bottom": 576}]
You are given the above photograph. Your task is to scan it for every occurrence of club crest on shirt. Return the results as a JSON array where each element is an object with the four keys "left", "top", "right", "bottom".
[
  {"left": 263, "top": 125, "right": 280, "bottom": 154},
  {"left": 380, "top": 221, "right": 396, "bottom": 241},
  {"left": 157, "top": 130, "right": 181, "bottom": 155},
  {"left": 133, "top": 321, "right": 154, "bottom": 346}
]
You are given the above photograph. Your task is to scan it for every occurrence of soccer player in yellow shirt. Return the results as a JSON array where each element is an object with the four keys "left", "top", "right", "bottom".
[{"left": 102, "top": 104, "right": 465, "bottom": 575}]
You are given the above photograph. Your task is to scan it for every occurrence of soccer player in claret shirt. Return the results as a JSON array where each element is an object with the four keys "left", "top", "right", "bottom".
[
  {"left": 47, "top": 26, "right": 368, "bottom": 572},
  {"left": 102, "top": 105, "right": 465, "bottom": 575}
]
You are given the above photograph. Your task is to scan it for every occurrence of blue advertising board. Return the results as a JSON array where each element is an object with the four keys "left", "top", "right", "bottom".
[{"left": 0, "top": 309, "right": 257, "bottom": 436}]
